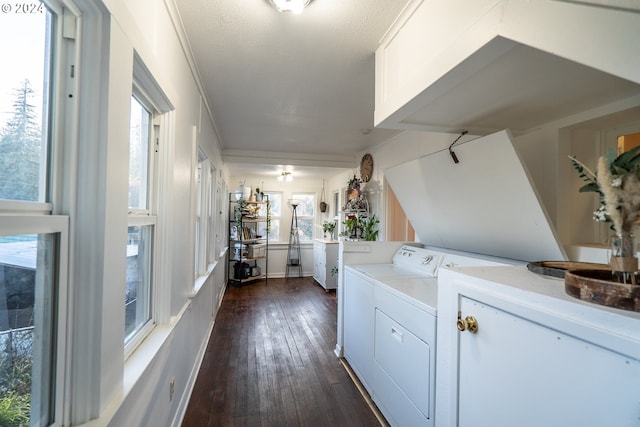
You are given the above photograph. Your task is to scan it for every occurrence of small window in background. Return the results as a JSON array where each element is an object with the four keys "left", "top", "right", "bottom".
[
  {"left": 260, "top": 192, "right": 281, "bottom": 242},
  {"left": 194, "top": 150, "right": 216, "bottom": 280},
  {"left": 291, "top": 193, "right": 315, "bottom": 241}
]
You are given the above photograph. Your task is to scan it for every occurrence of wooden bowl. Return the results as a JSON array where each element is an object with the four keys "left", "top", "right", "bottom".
[
  {"left": 527, "top": 261, "right": 611, "bottom": 278},
  {"left": 564, "top": 269, "right": 640, "bottom": 312}
]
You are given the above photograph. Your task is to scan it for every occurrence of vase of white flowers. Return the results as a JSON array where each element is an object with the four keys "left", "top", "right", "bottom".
[
  {"left": 610, "top": 232, "right": 637, "bottom": 284},
  {"left": 571, "top": 147, "right": 640, "bottom": 284}
]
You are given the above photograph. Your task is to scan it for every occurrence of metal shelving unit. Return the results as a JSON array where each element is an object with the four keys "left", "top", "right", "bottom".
[{"left": 228, "top": 193, "right": 269, "bottom": 286}]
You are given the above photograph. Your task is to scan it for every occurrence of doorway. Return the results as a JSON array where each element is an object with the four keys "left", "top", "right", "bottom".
[{"left": 386, "top": 182, "right": 415, "bottom": 241}]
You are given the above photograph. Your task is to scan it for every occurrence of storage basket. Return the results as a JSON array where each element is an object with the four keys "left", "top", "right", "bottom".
[{"left": 247, "top": 243, "right": 266, "bottom": 258}]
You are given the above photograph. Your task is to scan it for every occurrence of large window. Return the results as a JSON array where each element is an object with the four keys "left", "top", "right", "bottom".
[
  {"left": 126, "top": 94, "right": 156, "bottom": 348},
  {"left": 0, "top": 3, "right": 70, "bottom": 426},
  {"left": 291, "top": 193, "right": 315, "bottom": 241}
]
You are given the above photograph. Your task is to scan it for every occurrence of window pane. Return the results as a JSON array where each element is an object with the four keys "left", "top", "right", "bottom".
[
  {"left": 129, "top": 97, "right": 151, "bottom": 210},
  {"left": 125, "top": 225, "right": 153, "bottom": 342},
  {"left": 292, "top": 194, "right": 314, "bottom": 217},
  {"left": 259, "top": 219, "right": 279, "bottom": 243},
  {"left": 0, "top": 5, "right": 52, "bottom": 202},
  {"left": 267, "top": 193, "right": 282, "bottom": 217},
  {"left": 297, "top": 219, "right": 313, "bottom": 241},
  {"left": 0, "top": 233, "right": 58, "bottom": 427},
  {"left": 262, "top": 193, "right": 281, "bottom": 241}
]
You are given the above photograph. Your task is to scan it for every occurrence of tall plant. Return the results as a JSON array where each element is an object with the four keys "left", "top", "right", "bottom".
[{"left": 570, "top": 145, "right": 640, "bottom": 235}]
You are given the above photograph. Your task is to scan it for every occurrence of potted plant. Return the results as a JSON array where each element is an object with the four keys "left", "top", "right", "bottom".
[
  {"left": 322, "top": 220, "right": 336, "bottom": 240},
  {"left": 255, "top": 187, "right": 264, "bottom": 201},
  {"left": 342, "top": 215, "right": 359, "bottom": 239},
  {"left": 360, "top": 214, "right": 380, "bottom": 241}
]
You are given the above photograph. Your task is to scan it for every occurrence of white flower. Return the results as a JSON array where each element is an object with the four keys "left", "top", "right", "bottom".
[
  {"left": 593, "top": 205, "right": 608, "bottom": 222},
  {"left": 612, "top": 177, "right": 622, "bottom": 187}
]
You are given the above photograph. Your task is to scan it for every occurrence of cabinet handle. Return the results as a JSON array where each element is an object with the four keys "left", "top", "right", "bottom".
[
  {"left": 391, "top": 327, "right": 404, "bottom": 343},
  {"left": 457, "top": 311, "right": 479, "bottom": 333}
]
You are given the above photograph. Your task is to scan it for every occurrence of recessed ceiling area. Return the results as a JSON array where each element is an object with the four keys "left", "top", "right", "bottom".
[{"left": 174, "top": 0, "right": 410, "bottom": 176}]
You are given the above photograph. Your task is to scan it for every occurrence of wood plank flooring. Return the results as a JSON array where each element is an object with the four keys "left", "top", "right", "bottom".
[{"left": 181, "top": 277, "right": 382, "bottom": 427}]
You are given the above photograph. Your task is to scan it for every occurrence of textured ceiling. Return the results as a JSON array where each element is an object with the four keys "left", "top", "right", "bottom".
[{"left": 174, "top": 0, "right": 409, "bottom": 176}]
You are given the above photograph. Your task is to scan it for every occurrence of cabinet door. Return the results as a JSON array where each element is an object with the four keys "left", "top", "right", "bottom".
[
  {"left": 343, "top": 269, "right": 374, "bottom": 393},
  {"left": 313, "top": 242, "right": 326, "bottom": 285},
  {"left": 456, "top": 296, "right": 640, "bottom": 427},
  {"left": 324, "top": 243, "right": 338, "bottom": 290}
]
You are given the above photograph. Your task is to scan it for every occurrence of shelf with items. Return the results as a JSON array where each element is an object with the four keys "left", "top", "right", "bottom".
[
  {"left": 228, "top": 193, "right": 269, "bottom": 286},
  {"left": 340, "top": 174, "right": 369, "bottom": 240},
  {"left": 339, "top": 173, "right": 380, "bottom": 241}
]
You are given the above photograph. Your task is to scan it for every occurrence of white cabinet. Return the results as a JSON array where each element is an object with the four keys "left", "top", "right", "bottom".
[
  {"left": 436, "top": 267, "right": 640, "bottom": 427},
  {"left": 375, "top": 0, "right": 640, "bottom": 135},
  {"left": 313, "top": 239, "right": 338, "bottom": 290},
  {"left": 343, "top": 267, "right": 374, "bottom": 394}
]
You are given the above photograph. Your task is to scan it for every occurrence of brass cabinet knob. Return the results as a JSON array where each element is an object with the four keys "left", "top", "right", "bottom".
[{"left": 457, "top": 311, "right": 479, "bottom": 333}]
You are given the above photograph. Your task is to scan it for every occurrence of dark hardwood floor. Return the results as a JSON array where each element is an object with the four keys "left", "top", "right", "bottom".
[{"left": 181, "top": 277, "right": 382, "bottom": 427}]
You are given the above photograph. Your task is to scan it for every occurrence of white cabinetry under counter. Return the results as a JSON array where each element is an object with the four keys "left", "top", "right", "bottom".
[
  {"left": 436, "top": 266, "right": 640, "bottom": 427},
  {"left": 343, "top": 267, "right": 375, "bottom": 394},
  {"left": 313, "top": 239, "right": 339, "bottom": 290}
]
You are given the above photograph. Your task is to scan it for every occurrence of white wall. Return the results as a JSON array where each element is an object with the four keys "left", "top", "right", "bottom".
[{"left": 68, "top": 0, "right": 230, "bottom": 425}]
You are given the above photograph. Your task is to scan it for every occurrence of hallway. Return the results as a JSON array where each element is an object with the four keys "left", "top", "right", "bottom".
[{"left": 181, "top": 277, "right": 381, "bottom": 427}]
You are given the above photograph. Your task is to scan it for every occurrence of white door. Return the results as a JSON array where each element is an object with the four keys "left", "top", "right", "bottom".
[{"left": 457, "top": 296, "right": 640, "bottom": 427}]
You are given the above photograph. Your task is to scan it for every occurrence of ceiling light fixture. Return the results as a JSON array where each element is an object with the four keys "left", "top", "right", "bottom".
[
  {"left": 267, "top": 0, "right": 313, "bottom": 14},
  {"left": 278, "top": 171, "right": 293, "bottom": 182}
]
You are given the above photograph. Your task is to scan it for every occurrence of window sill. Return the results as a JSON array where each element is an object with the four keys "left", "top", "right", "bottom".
[{"left": 190, "top": 260, "right": 218, "bottom": 297}]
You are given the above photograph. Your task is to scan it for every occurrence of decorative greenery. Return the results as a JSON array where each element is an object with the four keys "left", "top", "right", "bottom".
[
  {"left": 342, "top": 215, "right": 359, "bottom": 238},
  {"left": 570, "top": 146, "right": 640, "bottom": 234},
  {"left": 265, "top": 197, "right": 271, "bottom": 233},
  {"left": 0, "top": 329, "right": 33, "bottom": 427},
  {"left": 322, "top": 220, "right": 336, "bottom": 236},
  {"left": 330, "top": 266, "right": 339, "bottom": 277},
  {"left": 233, "top": 199, "right": 247, "bottom": 225},
  {"left": 340, "top": 214, "right": 379, "bottom": 240},
  {"left": 360, "top": 214, "right": 380, "bottom": 241},
  {"left": 0, "top": 391, "right": 30, "bottom": 427}
]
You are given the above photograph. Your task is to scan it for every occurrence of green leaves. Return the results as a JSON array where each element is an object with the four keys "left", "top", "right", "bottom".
[{"left": 570, "top": 156, "right": 602, "bottom": 196}]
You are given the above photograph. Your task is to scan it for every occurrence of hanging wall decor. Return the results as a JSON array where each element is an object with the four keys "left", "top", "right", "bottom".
[{"left": 320, "top": 179, "right": 328, "bottom": 212}]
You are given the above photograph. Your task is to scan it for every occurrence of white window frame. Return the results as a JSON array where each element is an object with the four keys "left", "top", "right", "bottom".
[
  {"left": 291, "top": 192, "right": 316, "bottom": 241},
  {"left": 125, "top": 92, "right": 157, "bottom": 354},
  {"left": 194, "top": 149, "right": 217, "bottom": 282},
  {"left": 0, "top": 1, "right": 72, "bottom": 425},
  {"left": 124, "top": 52, "right": 173, "bottom": 356},
  {"left": 263, "top": 191, "right": 282, "bottom": 242},
  {"left": 206, "top": 163, "right": 217, "bottom": 265}
]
